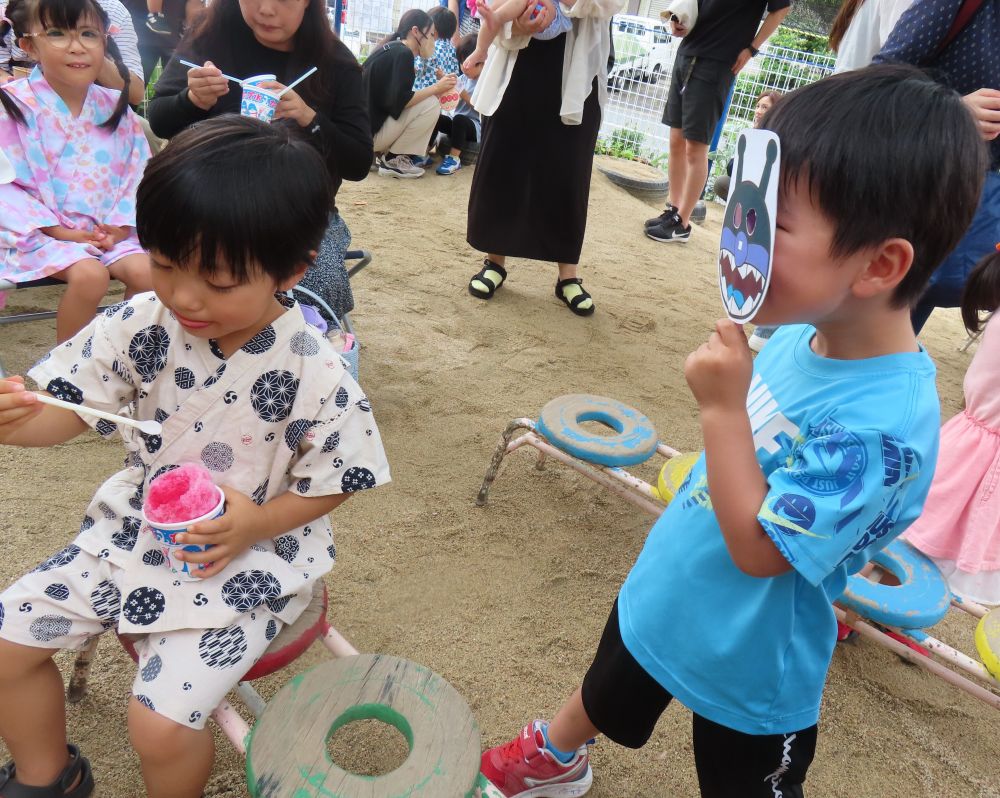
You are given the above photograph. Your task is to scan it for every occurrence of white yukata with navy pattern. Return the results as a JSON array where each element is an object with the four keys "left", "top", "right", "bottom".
[{"left": 0, "top": 292, "right": 390, "bottom": 728}]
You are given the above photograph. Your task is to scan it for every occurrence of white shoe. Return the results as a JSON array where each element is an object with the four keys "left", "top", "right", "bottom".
[
  {"left": 748, "top": 325, "right": 777, "bottom": 352},
  {"left": 378, "top": 154, "right": 424, "bottom": 179}
]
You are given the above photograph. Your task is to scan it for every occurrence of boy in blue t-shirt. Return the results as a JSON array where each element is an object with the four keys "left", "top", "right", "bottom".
[{"left": 480, "top": 65, "right": 988, "bottom": 798}]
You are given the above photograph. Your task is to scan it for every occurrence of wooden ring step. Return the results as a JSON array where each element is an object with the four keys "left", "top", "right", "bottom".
[
  {"left": 246, "top": 653, "right": 482, "bottom": 798},
  {"left": 536, "top": 394, "right": 658, "bottom": 467},
  {"left": 838, "top": 540, "right": 951, "bottom": 630}
]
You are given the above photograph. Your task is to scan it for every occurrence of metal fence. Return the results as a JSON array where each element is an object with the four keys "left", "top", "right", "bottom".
[
  {"left": 333, "top": 2, "right": 835, "bottom": 187},
  {"left": 601, "top": 41, "right": 836, "bottom": 189}
]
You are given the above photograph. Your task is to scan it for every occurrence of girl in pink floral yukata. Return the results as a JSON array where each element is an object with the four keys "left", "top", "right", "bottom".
[{"left": 0, "top": 0, "right": 151, "bottom": 342}]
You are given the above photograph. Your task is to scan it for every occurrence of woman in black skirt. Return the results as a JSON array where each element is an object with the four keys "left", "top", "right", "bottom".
[{"left": 466, "top": 0, "right": 618, "bottom": 317}]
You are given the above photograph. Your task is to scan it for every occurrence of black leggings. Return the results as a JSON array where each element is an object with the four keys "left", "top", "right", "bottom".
[{"left": 434, "top": 114, "right": 478, "bottom": 154}]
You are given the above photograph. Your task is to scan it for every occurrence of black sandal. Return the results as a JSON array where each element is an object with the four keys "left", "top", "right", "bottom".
[
  {"left": 0, "top": 744, "right": 94, "bottom": 797},
  {"left": 468, "top": 259, "right": 507, "bottom": 300},
  {"left": 555, "top": 277, "right": 595, "bottom": 316}
]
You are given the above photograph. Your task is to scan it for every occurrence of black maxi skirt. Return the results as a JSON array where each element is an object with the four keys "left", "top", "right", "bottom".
[{"left": 467, "top": 33, "right": 602, "bottom": 265}]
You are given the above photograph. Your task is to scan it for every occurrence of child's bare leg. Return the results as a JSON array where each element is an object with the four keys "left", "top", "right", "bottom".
[
  {"left": 148, "top": 0, "right": 162, "bottom": 13},
  {"left": 0, "top": 639, "right": 75, "bottom": 788},
  {"left": 546, "top": 687, "right": 600, "bottom": 752},
  {"left": 109, "top": 252, "right": 152, "bottom": 299},
  {"left": 128, "top": 699, "right": 214, "bottom": 798},
  {"left": 51, "top": 258, "right": 111, "bottom": 343}
]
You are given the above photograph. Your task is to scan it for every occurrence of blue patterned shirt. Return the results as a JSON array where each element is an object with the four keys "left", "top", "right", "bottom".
[
  {"left": 414, "top": 39, "right": 461, "bottom": 91},
  {"left": 874, "top": 0, "right": 1000, "bottom": 169}
]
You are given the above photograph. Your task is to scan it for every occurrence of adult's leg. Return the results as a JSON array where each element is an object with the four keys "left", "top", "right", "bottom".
[
  {"left": 667, "top": 126, "right": 686, "bottom": 213},
  {"left": 677, "top": 138, "right": 710, "bottom": 226},
  {"left": 692, "top": 713, "right": 817, "bottom": 798},
  {"left": 109, "top": 252, "right": 152, "bottom": 299},
  {"left": 51, "top": 258, "right": 111, "bottom": 342},
  {"left": 0, "top": 639, "right": 73, "bottom": 788},
  {"left": 381, "top": 97, "right": 440, "bottom": 157}
]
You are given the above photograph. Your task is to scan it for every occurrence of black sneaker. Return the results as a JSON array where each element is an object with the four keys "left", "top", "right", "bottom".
[
  {"left": 644, "top": 204, "right": 678, "bottom": 229},
  {"left": 645, "top": 213, "right": 691, "bottom": 243},
  {"left": 146, "top": 12, "right": 172, "bottom": 35}
]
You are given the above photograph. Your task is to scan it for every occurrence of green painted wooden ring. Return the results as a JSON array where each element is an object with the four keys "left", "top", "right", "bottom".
[{"left": 246, "top": 654, "right": 482, "bottom": 798}]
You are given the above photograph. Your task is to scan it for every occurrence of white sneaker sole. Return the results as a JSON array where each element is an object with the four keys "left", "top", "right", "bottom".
[
  {"left": 645, "top": 229, "right": 690, "bottom": 243},
  {"left": 510, "top": 765, "right": 593, "bottom": 798},
  {"left": 378, "top": 166, "right": 424, "bottom": 179}
]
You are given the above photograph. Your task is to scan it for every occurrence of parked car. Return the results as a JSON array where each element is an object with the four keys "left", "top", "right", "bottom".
[{"left": 609, "top": 13, "right": 674, "bottom": 88}]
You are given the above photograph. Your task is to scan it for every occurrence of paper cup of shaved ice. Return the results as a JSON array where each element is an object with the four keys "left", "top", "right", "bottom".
[{"left": 143, "top": 464, "right": 224, "bottom": 581}]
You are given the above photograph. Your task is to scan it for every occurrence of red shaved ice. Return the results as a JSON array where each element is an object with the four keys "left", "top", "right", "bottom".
[{"left": 144, "top": 464, "right": 220, "bottom": 524}]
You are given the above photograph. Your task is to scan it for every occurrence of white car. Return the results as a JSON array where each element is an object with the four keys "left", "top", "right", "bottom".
[{"left": 609, "top": 13, "right": 674, "bottom": 87}]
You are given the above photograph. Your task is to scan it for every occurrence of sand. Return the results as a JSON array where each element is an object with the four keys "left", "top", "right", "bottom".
[{"left": 1, "top": 165, "right": 998, "bottom": 798}]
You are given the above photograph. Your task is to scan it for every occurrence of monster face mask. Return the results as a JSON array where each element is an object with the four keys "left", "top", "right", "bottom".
[{"left": 719, "top": 130, "right": 779, "bottom": 323}]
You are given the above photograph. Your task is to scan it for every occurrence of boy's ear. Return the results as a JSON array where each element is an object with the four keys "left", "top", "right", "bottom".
[
  {"left": 851, "top": 238, "right": 914, "bottom": 300},
  {"left": 275, "top": 253, "right": 315, "bottom": 293}
]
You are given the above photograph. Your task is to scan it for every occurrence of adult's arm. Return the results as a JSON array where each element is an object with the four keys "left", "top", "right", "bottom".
[
  {"left": 732, "top": 2, "right": 790, "bottom": 74},
  {"left": 98, "top": 0, "right": 144, "bottom": 103},
  {"left": 145, "top": 55, "right": 213, "bottom": 138},
  {"left": 309, "top": 66, "right": 374, "bottom": 182},
  {"left": 872, "top": 0, "right": 958, "bottom": 66}
]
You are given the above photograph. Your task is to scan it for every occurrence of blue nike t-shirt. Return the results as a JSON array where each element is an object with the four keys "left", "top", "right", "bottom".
[{"left": 618, "top": 324, "right": 940, "bottom": 735}]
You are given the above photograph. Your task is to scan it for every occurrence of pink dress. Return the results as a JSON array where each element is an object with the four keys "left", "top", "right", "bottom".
[{"left": 904, "top": 316, "right": 1000, "bottom": 604}]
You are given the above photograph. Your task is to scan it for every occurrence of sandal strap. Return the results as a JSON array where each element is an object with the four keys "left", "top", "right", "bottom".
[
  {"left": 556, "top": 277, "right": 591, "bottom": 308},
  {"left": 0, "top": 745, "right": 93, "bottom": 798},
  {"left": 470, "top": 260, "right": 507, "bottom": 293}
]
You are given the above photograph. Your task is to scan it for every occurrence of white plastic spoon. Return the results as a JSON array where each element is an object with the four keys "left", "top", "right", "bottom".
[
  {"left": 179, "top": 60, "right": 244, "bottom": 86},
  {"left": 33, "top": 393, "right": 163, "bottom": 436},
  {"left": 277, "top": 66, "right": 317, "bottom": 98}
]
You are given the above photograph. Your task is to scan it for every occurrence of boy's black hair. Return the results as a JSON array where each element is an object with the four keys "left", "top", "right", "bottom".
[
  {"left": 428, "top": 5, "right": 458, "bottom": 40},
  {"left": 456, "top": 32, "right": 477, "bottom": 65},
  {"left": 761, "top": 64, "right": 987, "bottom": 308},
  {"left": 0, "top": 0, "right": 130, "bottom": 130},
  {"left": 136, "top": 116, "right": 332, "bottom": 286}
]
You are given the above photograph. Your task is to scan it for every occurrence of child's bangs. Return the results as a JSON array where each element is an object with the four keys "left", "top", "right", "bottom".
[{"left": 37, "top": 0, "right": 108, "bottom": 31}]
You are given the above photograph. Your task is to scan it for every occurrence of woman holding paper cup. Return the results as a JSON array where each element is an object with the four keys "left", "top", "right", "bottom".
[{"left": 146, "top": 0, "right": 371, "bottom": 324}]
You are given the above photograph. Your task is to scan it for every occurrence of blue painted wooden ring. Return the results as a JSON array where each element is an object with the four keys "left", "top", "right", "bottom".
[
  {"left": 536, "top": 394, "right": 658, "bottom": 467},
  {"left": 839, "top": 540, "right": 950, "bottom": 630}
]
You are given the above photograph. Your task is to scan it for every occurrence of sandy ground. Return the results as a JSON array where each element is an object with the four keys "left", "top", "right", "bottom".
[{"left": 1, "top": 164, "right": 998, "bottom": 798}]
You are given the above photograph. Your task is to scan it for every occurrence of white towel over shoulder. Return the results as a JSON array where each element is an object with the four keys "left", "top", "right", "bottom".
[{"left": 472, "top": 0, "right": 625, "bottom": 126}]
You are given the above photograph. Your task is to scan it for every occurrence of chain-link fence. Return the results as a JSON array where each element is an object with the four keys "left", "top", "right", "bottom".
[{"left": 333, "top": 2, "right": 835, "bottom": 191}]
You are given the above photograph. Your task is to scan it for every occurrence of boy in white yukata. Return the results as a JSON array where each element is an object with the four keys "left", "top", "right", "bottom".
[
  {"left": 0, "top": 116, "right": 390, "bottom": 798},
  {"left": 480, "top": 65, "right": 986, "bottom": 798}
]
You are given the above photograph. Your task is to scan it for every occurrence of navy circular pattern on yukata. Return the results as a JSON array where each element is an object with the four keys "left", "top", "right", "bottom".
[
  {"left": 34, "top": 545, "right": 82, "bottom": 573},
  {"left": 175, "top": 367, "right": 196, "bottom": 389},
  {"left": 341, "top": 467, "right": 376, "bottom": 493},
  {"left": 90, "top": 580, "right": 122, "bottom": 621},
  {"left": 129, "top": 325, "right": 171, "bottom": 383},
  {"left": 45, "top": 377, "right": 83, "bottom": 404},
  {"left": 30, "top": 614, "right": 72, "bottom": 642},
  {"left": 289, "top": 332, "right": 320, "bottom": 357},
  {"left": 250, "top": 370, "right": 300, "bottom": 423},
  {"left": 242, "top": 326, "right": 277, "bottom": 355},
  {"left": 334, "top": 387, "right": 349, "bottom": 409},
  {"left": 141, "top": 654, "right": 163, "bottom": 682},
  {"left": 123, "top": 587, "right": 167, "bottom": 626},
  {"left": 221, "top": 570, "right": 282, "bottom": 613},
  {"left": 201, "top": 442, "right": 235, "bottom": 472},
  {"left": 274, "top": 536, "right": 300, "bottom": 563},
  {"left": 265, "top": 619, "right": 278, "bottom": 640},
  {"left": 44, "top": 583, "right": 71, "bottom": 601},
  {"left": 113, "top": 517, "right": 142, "bottom": 550},
  {"left": 284, "top": 420, "right": 316, "bottom": 451},
  {"left": 321, "top": 432, "right": 340, "bottom": 453},
  {"left": 142, "top": 550, "right": 166, "bottom": 567},
  {"left": 199, "top": 625, "right": 248, "bottom": 669},
  {"left": 135, "top": 694, "right": 155, "bottom": 710}
]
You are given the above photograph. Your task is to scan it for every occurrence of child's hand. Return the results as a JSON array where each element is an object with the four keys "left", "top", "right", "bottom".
[
  {"left": 173, "top": 486, "right": 263, "bottom": 578},
  {"left": 962, "top": 88, "right": 1000, "bottom": 141},
  {"left": 434, "top": 74, "right": 458, "bottom": 96},
  {"left": 40, "top": 225, "right": 103, "bottom": 248},
  {"left": 259, "top": 82, "right": 317, "bottom": 127},
  {"left": 92, "top": 223, "right": 129, "bottom": 251},
  {"left": 512, "top": 0, "right": 552, "bottom": 35},
  {"left": 0, "top": 377, "right": 43, "bottom": 443},
  {"left": 186, "top": 61, "right": 229, "bottom": 111},
  {"left": 684, "top": 319, "right": 753, "bottom": 414}
]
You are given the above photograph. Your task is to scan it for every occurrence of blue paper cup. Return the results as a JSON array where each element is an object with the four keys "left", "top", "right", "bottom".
[{"left": 143, "top": 487, "right": 224, "bottom": 581}]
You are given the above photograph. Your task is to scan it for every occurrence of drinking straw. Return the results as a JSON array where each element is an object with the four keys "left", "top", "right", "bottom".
[
  {"left": 179, "top": 59, "right": 244, "bottom": 86},
  {"left": 277, "top": 66, "right": 318, "bottom": 97}
]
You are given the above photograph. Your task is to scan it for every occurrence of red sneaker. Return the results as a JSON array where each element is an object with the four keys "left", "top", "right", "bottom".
[{"left": 480, "top": 720, "right": 593, "bottom": 798}]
